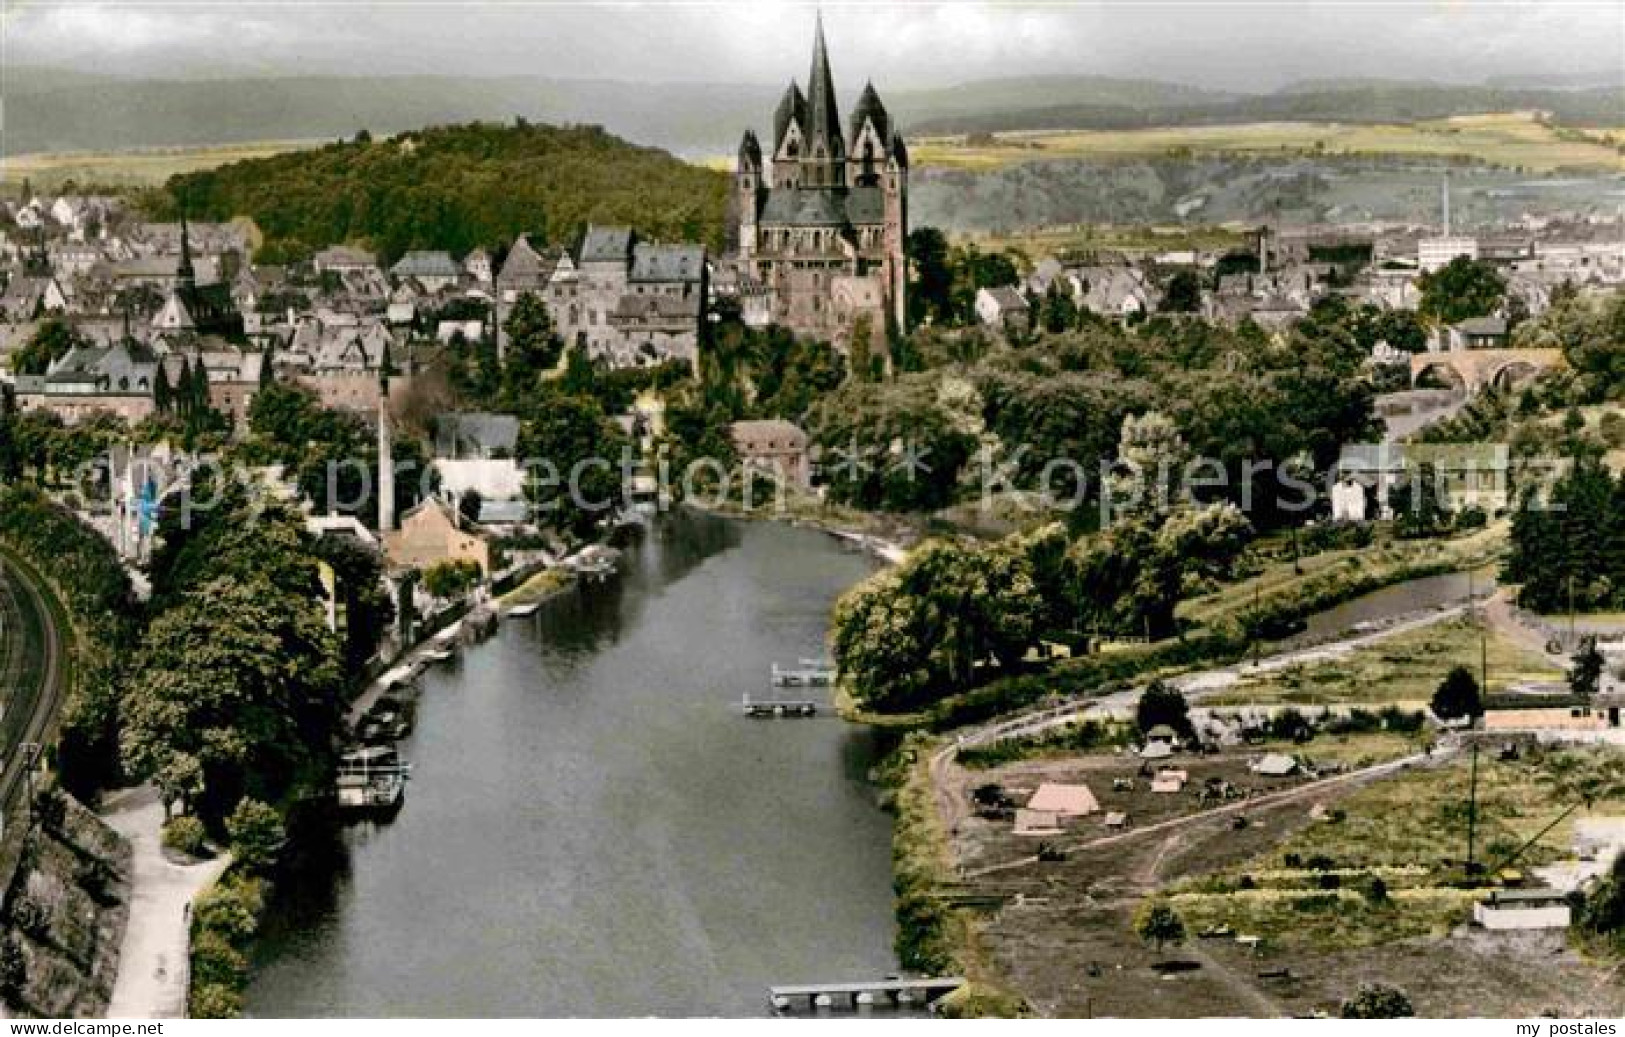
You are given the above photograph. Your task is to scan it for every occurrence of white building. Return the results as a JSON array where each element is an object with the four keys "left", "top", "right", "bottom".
[{"left": 1418, "top": 236, "right": 1479, "bottom": 273}]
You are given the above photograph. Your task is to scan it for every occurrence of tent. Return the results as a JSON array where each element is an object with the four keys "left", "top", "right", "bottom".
[{"left": 1026, "top": 782, "right": 1100, "bottom": 816}]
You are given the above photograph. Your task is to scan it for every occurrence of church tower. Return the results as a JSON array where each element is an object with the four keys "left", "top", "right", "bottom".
[
  {"left": 733, "top": 15, "right": 910, "bottom": 339},
  {"left": 735, "top": 130, "right": 763, "bottom": 256},
  {"left": 800, "top": 13, "right": 846, "bottom": 189}
]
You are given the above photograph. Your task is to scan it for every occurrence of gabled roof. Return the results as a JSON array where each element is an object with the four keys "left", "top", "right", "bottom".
[
  {"left": 630, "top": 243, "right": 704, "bottom": 283},
  {"left": 390, "top": 250, "right": 461, "bottom": 279},
  {"left": 579, "top": 225, "right": 634, "bottom": 264},
  {"left": 496, "top": 234, "right": 558, "bottom": 287}
]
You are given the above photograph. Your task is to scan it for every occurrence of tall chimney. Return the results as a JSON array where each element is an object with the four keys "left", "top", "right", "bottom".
[
  {"left": 377, "top": 370, "right": 395, "bottom": 533},
  {"left": 1442, "top": 175, "right": 1452, "bottom": 237}
]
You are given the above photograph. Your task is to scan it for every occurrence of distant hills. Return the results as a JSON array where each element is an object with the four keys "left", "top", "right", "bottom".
[
  {"left": 160, "top": 122, "right": 728, "bottom": 262},
  {"left": 906, "top": 84, "right": 1624, "bottom": 137},
  {"left": 9, "top": 67, "right": 1620, "bottom": 158}
]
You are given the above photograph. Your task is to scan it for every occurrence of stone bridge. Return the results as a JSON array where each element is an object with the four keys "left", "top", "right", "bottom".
[{"left": 1411, "top": 348, "right": 1565, "bottom": 393}]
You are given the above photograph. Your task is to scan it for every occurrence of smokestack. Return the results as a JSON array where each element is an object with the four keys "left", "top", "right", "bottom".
[
  {"left": 1442, "top": 175, "right": 1452, "bottom": 237},
  {"left": 377, "top": 372, "right": 395, "bottom": 533}
]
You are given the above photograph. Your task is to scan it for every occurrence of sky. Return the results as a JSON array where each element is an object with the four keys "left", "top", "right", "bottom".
[{"left": 4, "top": 0, "right": 1622, "bottom": 92}]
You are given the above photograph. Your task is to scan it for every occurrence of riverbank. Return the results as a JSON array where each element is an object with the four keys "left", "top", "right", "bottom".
[
  {"left": 102, "top": 786, "right": 230, "bottom": 1019},
  {"left": 693, "top": 497, "right": 915, "bottom": 566}
]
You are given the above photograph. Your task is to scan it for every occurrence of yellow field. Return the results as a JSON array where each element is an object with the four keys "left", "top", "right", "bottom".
[
  {"left": 0, "top": 140, "right": 319, "bottom": 190},
  {"left": 913, "top": 112, "right": 1625, "bottom": 174},
  {"left": 961, "top": 222, "right": 1251, "bottom": 256}
]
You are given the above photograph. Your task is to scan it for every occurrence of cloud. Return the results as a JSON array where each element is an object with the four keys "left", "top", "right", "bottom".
[{"left": 3, "top": 1, "right": 1618, "bottom": 90}]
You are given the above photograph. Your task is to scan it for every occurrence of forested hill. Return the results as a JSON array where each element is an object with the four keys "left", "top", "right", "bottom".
[{"left": 153, "top": 121, "right": 729, "bottom": 263}]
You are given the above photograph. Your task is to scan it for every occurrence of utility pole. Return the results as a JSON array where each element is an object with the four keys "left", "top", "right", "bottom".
[
  {"left": 1465, "top": 741, "right": 1480, "bottom": 878},
  {"left": 1568, "top": 574, "right": 1577, "bottom": 648}
]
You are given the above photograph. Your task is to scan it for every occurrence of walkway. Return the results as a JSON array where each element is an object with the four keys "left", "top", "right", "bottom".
[{"left": 103, "top": 786, "right": 231, "bottom": 1019}]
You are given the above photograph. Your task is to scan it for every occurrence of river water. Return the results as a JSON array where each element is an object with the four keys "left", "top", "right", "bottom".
[{"left": 245, "top": 512, "right": 900, "bottom": 1017}]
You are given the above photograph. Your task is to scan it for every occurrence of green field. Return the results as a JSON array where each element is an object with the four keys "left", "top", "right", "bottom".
[
  {"left": 914, "top": 112, "right": 1625, "bottom": 175},
  {"left": 1207, "top": 617, "right": 1562, "bottom": 708},
  {"left": 0, "top": 140, "right": 318, "bottom": 190}
]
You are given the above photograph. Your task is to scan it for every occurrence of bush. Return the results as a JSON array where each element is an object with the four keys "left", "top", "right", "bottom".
[
  {"left": 31, "top": 787, "right": 66, "bottom": 833},
  {"left": 1341, "top": 983, "right": 1415, "bottom": 1018},
  {"left": 1366, "top": 876, "right": 1390, "bottom": 904},
  {"left": 7, "top": 896, "right": 49, "bottom": 941},
  {"left": 1600, "top": 411, "right": 1625, "bottom": 449},
  {"left": 224, "top": 799, "right": 285, "bottom": 872},
  {"left": 190, "top": 930, "right": 247, "bottom": 989},
  {"left": 0, "top": 936, "right": 24, "bottom": 1001},
  {"left": 162, "top": 816, "right": 208, "bottom": 858},
  {"left": 1380, "top": 705, "right": 1427, "bottom": 733},
  {"left": 189, "top": 982, "right": 244, "bottom": 1019},
  {"left": 192, "top": 876, "right": 263, "bottom": 944},
  {"left": 1454, "top": 504, "right": 1488, "bottom": 530}
]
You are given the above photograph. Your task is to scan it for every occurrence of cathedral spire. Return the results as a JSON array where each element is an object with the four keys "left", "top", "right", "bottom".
[
  {"left": 177, "top": 208, "right": 196, "bottom": 286},
  {"left": 803, "top": 11, "right": 845, "bottom": 184}
]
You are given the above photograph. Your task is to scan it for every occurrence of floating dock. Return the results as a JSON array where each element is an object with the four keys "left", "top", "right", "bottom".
[
  {"left": 768, "top": 977, "right": 965, "bottom": 1013},
  {"left": 742, "top": 693, "right": 818, "bottom": 717},
  {"left": 771, "top": 660, "right": 836, "bottom": 687}
]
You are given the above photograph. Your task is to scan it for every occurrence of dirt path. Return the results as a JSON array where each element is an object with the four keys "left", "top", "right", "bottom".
[{"left": 102, "top": 786, "right": 231, "bottom": 1019}]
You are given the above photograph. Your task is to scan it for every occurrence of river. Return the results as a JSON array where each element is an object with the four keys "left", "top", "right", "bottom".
[{"left": 246, "top": 512, "right": 900, "bottom": 1017}]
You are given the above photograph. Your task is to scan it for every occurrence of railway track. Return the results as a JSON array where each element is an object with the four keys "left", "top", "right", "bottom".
[{"left": 0, "top": 548, "right": 68, "bottom": 824}]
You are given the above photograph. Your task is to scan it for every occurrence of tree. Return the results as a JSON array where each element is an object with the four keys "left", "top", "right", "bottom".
[
  {"left": 847, "top": 315, "right": 881, "bottom": 384},
  {"left": 1159, "top": 270, "right": 1201, "bottom": 314},
  {"left": 125, "top": 501, "right": 345, "bottom": 825},
  {"left": 1340, "top": 983, "right": 1415, "bottom": 1019},
  {"left": 1038, "top": 281, "right": 1079, "bottom": 334},
  {"left": 1418, "top": 257, "right": 1506, "bottom": 326},
  {"left": 833, "top": 538, "right": 1044, "bottom": 713},
  {"left": 1134, "top": 901, "right": 1186, "bottom": 953},
  {"left": 1388, "top": 461, "right": 1450, "bottom": 538},
  {"left": 1136, "top": 681, "right": 1193, "bottom": 740},
  {"left": 515, "top": 390, "right": 629, "bottom": 535},
  {"left": 907, "top": 227, "right": 953, "bottom": 326},
  {"left": 10, "top": 319, "right": 85, "bottom": 376},
  {"left": 1431, "top": 665, "right": 1483, "bottom": 721},
  {"left": 422, "top": 558, "right": 481, "bottom": 600},
  {"left": 224, "top": 798, "right": 285, "bottom": 872},
  {"left": 1569, "top": 635, "right": 1604, "bottom": 700},
  {"left": 501, "top": 291, "right": 563, "bottom": 402}
]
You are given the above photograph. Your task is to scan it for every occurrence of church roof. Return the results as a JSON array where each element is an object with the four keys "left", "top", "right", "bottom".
[{"left": 759, "top": 186, "right": 886, "bottom": 228}]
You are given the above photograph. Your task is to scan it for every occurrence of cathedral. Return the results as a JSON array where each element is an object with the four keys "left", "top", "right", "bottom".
[{"left": 729, "top": 16, "right": 908, "bottom": 342}]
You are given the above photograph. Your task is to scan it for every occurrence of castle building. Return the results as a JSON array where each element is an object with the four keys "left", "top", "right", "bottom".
[{"left": 729, "top": 16, "right": 908, "bottom": 342}]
